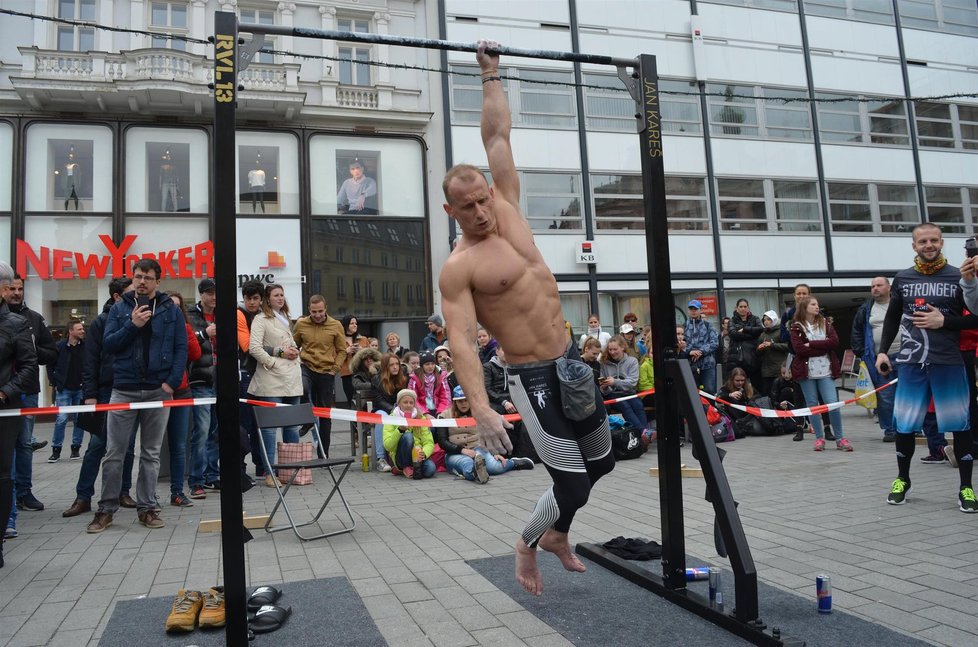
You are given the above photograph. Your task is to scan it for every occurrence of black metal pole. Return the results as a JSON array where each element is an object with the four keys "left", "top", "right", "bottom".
[
  {"left": 244, "top": 23, "right": 636, "bottom": 68},
  {"left": 635, "top": 54, "right": 686, "bottom": 590},
  {"left": 212, "top": 11, "right": 249, "bottom": 646}
]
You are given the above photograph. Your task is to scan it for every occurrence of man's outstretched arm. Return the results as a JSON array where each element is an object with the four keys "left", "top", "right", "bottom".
[{"left": 478, "top": 39, "right": 519, "bottom": 207}]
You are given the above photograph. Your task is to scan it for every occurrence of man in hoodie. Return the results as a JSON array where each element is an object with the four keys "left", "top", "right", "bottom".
[
  {"left": 62, "top": 278, "right": 138, "bottom": 519},
  {"left": 293, "top": 294, "right": 346, "bottom": 456},
  {"left": 187, "top": 278, "right": 219, "bottom": 497},
  {"left": 5, "top": 274, "right": 57, "bottom": 515},
  {"left": 86, "top": 259, "right": 188, "bottom": 533},
  {"left": 851, "top": 277, "right": 900, "bottom": 442}
]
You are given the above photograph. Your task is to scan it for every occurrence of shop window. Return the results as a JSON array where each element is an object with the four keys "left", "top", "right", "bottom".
[
  {"left": 0, "top": 122, "right": 11, "bottom": 212},
  {"left": 309, "top": 219, "right": 428, "bottom": 319},
  {"left": 236, "top": 131, "right": 299, "bottom": 215},
  {"left": 25, "top": 123, "right": 113, "bottom": 212},
  {"left": 124, "top": 217, "right": 210, "bottom": 298},
  {"left": 126, "top": 127, "right": 208, "bottom": 213},
  {"left": 337, "top": 18, "right": 371, "bottom": 86},
  {"left": 149, "top": 1, "right": 188, "bottom": 51},
  {"left": 309, "top": 135, "right": 424, "bottom": 217},
  {"left": 57, "top": 0, "right": 96, "bottom": 52}
]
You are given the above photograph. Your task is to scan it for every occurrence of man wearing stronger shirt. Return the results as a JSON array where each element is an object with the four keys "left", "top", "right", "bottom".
[{"left": 877, "top": 223, "right": 976, "bottom": 512}]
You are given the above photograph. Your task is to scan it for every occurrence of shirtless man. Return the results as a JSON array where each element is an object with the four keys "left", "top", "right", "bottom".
[{"left": 440, "top": 40, "right": 616, "bottom": 596}]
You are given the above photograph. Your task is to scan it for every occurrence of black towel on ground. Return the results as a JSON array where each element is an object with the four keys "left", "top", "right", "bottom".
[{"left": 601, "top": 536, "right": 662, "bottom": 560}]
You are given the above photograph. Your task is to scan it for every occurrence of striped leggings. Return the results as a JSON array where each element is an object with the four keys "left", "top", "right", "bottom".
[{"left": 508, "top": 356, "right": 615, "bottom": 547}]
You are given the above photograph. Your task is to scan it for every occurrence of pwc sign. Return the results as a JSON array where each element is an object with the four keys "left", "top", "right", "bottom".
[{"left": 16, "top": 235, "right": 214, "bottom": 280}]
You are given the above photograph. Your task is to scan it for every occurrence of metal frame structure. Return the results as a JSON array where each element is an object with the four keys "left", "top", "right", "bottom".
[{"left": 211, "top": 11, "right": 800, "bottom": 645}]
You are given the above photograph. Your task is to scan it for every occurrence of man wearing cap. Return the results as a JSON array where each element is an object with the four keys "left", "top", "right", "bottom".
[
  {"left": 187, "top": 278, "right": 219, "bottom": 497},
  {"left": 683, "top": 299, "right": 719, "bottom": 394},
  {"left": 420, "top": 314, "right": 447, "bottom": 352},
  {"left": 293, "top": 294, "right": 346, "bottom": 455},
  {"left": 439, "top": 40, "right": 615, "bottom": 596}
]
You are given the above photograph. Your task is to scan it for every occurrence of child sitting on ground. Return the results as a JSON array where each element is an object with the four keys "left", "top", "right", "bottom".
[
  {"left": 435, "top": 386, "right": 533, "bottom": 484},
  {"left": 771, "top": 365, "right": 807, "bottom": 441},
  {"left": 382, "top": 389, "right": 436, "bottom": 479}
]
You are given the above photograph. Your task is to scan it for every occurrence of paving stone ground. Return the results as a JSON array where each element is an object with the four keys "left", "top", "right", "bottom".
[{"left": 2, "top": 401, "right": 977, "bottom": 646}]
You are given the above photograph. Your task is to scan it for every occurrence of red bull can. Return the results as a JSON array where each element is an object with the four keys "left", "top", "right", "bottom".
[
  {"left": 816, "top": 575, "right": 832, "bottom": 614},
  {"left": 685, "top": 567, "right": 710, "bottom": 581}
]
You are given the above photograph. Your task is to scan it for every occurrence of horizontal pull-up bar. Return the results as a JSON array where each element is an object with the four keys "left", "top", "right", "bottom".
[{"left": 241, "top": 24, "right": 637, "bottom": 68}]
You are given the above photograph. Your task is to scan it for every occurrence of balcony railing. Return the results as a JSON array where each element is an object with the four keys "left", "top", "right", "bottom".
[{"left": 337, "top": 85, "right": 379, "bottom": 109}]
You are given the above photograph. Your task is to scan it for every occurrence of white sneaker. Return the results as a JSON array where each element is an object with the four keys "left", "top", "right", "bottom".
[
  {"left": 376, "top": 458, "right": 392, "bottom": 473},
  {"left": 944, "top": 445, "right": 959, "bottom": 468}
]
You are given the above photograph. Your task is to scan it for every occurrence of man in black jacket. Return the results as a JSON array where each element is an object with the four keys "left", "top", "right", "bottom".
[
  {"left": 62, "top": 278, "right": 138, "bottom": 519},
  {"left": 0, "top": 261, "right": 39, "bottom": 567},
  {"left": 48, "top": 319, "right": 86, "bottom": 461},
  {"left": 187, "top": 278, "right": 218, "bottom": 498},
  {"left": 5, "top": 274, "right": 57, "bottom": 514}
]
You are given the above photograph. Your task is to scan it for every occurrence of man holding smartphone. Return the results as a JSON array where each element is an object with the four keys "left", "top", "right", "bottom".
[
  {"left": 876, "top": 223, "right": 975, "bottom": 513},
  {"left": 86, "top": 259, "right": 188, "bottom": 533}
]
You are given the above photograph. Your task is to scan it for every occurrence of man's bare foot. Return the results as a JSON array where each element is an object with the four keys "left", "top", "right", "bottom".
[
  {"left": 515, "top": 538, "right": 543, "bottom": 596},
  {"left": 538, "top": 529, "right": 586, "bottom": 573}
]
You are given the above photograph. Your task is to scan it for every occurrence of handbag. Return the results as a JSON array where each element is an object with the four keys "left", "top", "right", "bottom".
[
  {"left": 555, "top": 357, "right": 597, "bottom": 421},
  {"left": 76, "top": 410, "right": 107, "bottom": 440},
  {"left": 276, "top": 441, "right": 314, "bottom": 485},
  {"left": 611, "top": 426, "right": 646, "bottom": 460}
]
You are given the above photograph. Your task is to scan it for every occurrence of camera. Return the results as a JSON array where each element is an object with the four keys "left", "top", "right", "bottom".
[{"left": 966, "top": 237, "right": 978, "bottom": 258}]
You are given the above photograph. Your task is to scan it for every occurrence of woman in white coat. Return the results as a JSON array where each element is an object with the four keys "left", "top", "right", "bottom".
[{"left": 248, "top": 284, "right": 303, "bottom": 487}]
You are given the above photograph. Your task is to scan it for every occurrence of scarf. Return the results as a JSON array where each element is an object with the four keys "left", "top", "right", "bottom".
[{"left": 914, "top": 254, "right": 947, "bottom": 275}]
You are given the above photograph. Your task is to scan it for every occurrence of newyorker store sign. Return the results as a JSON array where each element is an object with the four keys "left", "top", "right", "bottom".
[{"left": 16, "top": 235, "right": 214, "bottom": 280}]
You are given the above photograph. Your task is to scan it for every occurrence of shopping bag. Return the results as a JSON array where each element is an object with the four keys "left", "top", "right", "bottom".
[
  {"left": 276, "top": 441, "right": 314, "bottom": 485},
  {"left": 854, "top": 361, "right": 877, "bottom": 410}
]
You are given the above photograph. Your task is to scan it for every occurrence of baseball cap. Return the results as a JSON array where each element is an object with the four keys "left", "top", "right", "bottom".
[
  {"left": 687, "top": 299, "right": 703, "bottom": 309},
  {"left": 619, "top": 323, "right": 636, "bottom": 334},
  {"left": 198, "top": 278, "right": 216, "bottom": 294},
  {"left": 452, "top": 385, "right": 466, "bottom": 400}
]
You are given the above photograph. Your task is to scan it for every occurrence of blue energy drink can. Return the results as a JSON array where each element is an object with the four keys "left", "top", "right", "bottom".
[
  {"left": 685, "top": 567, "right": 710, "bottom": 581},
  {"left": 816, "top": 575, "right": 832, "bottom": 614}
]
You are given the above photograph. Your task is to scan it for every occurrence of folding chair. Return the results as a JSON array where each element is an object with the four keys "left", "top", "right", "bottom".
[{"left": 253, "top": 403, "right": 356, "bottom": 541}]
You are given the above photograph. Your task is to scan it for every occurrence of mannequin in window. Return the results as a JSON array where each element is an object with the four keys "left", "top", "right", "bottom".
[
  {"left": 62, "top": 149, "right": 80, "bottom": 211},
  {"left": 248, "top": 160, "right": 266, "bottom": 213},
  {"left": 160, "top": 152, "right": 179, "bottom": 212},
  {"left": 337, "top": 160, "right": 378, "bottom": 215}
]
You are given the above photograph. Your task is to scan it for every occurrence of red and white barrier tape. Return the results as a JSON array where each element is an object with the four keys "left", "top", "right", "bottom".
[
  {"left": 700, "top": 379, "right": 897, "bottom": 418},
  {"left": 0, "top": 389, "right": 657, "bottom": 428}
]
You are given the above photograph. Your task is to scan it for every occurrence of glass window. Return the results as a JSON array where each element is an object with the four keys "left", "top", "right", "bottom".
[
  {"left": 661, "top": 79, "right": 702, "bottom": 135},
  {"left": 718, "top": 178, "right": 768, "bottom": 231},
  {"left": 805, "top": 0, "right": 895, "bottom": 23},
  {"left": 958, "top": 104, "right": 978, "bottom": 150},
  {"left": 125, "top": 127, "right": 208, "bottom": 213},
  {"left": 925, "top": 185, "right": 967, "bottom": 234},
  {"left": 773, "top": 180, "right": 821, "bottom": 231},
  {"left": 20, "top": 216, "right": 111, "bottom": 329},
  {"left": 899, "top": 0, "right": 978, "bottom": 35},
  {"left": 708, "top": 84, "right": 759, "bottom": 137},
  {"left": 309, "top": 135, "right": 424, "bottom": 217},
  {"left": 309, "top": 219, "right": 428, "bottom": 319},
  {"left": 337, "top": 19, "right": 371, "bottom": 86},
  {"left": 867, "top": 99, "right": 909, "bottom": 146},
  {"left": 915, "top": 101, "right": 954, "bottom": 148},
  {"left": 236, "top": 131, "right": 299, "bottom": 215},
  {"left": 666, "top": 176, "right": 710, "bottom": 231},
  {"left": 828, "top": 182, "right": 872, "bottom": 232},
  {"left": 518, "top": 69, "right": 576, "bottom": 128},
  {"left": 876, "top": 183, "right": 919, "bottom": 233},
  {"left": 761, "top": 88, "right": 812, "bottom": 140},
  {"left": 524, "top": 173, "right": 582, "bottom": 231},
  {"left": 25, "top": 123, "right": 113, "bottom": 212},
  {"left": 816, "top": 94, "right": 863, "bottom": 143},
  {"left": 971, "top": 188, "right": 978, "bottom": 224},
  {"left": 0, "top": 123, "right": 11, "bottom": 211},
  {"left": 593, "top": 174, "right": 642, "bottom": 230},
  {"left": 583, "top": 73, "right": 633, "bottom": 131},
  {"left": 149, "top": 2, "right": 187, "bottom": 51},
  {"left": 57, "top": 0, "right": 96, "bottom": 51},
  {"left": 240, "top": 8, "right": 276, "bottom": 64}
]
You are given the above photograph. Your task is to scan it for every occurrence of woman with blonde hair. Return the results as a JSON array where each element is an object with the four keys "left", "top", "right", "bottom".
[{"left": 248, "top": 284, "right": 303, "bottom": 485}]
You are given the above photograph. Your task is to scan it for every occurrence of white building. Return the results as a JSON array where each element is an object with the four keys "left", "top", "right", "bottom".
[{"left": 442, "top": 0, "right": 978, "bottom": 343}]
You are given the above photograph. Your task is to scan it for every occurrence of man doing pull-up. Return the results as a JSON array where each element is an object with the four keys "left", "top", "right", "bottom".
[{"left": 439, "top": 40, "right": 616, "bottom": 596}]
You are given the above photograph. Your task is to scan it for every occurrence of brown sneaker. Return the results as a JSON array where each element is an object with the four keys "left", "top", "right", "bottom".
[
  {"left": 165, "top": 589, "right": 203, "bottom": 633},
  {"left": 62, "top": 498, "right": 92, "bottom": 518},
  {"left": 198, "top": 586, "right": 226, "bottom": 629},
  {"left": 119, "top": 494, "right": 137, "bottom": 508},
  {"left": 86, "top": 512, "right": 113, "bottom": 534},
  {"left": 138, "top": 510, "right": 165, "bottom": 529}
]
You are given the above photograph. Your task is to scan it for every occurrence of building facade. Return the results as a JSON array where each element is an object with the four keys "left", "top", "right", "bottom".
[{"left": 442, "top": 0, "right": 978, "bottom": 343}]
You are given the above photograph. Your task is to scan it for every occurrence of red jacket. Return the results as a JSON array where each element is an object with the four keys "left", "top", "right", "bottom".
[
  {"left": 789, "top": 320, "right": 841, "bottom": 381},
  {"left": 178, "top": 323, "right": 202, "bottom": 391}
]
